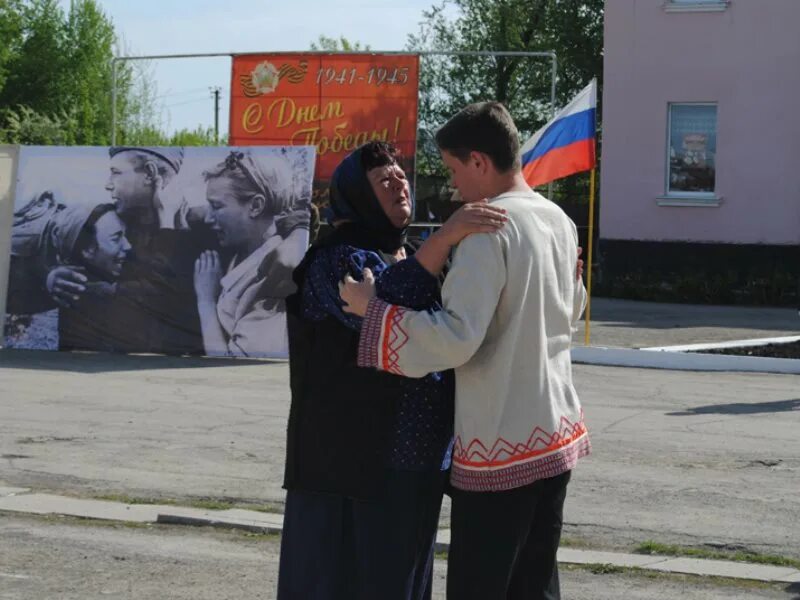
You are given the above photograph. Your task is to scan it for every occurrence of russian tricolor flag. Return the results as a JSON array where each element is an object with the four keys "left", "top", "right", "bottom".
[{"left": 521, "top": 79, "right": 597, "bottom": 188}]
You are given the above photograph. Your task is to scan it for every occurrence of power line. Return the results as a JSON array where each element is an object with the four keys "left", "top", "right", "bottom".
[
  {"left": 164, "top": 97, "right": 210, "bottom": 108},
  {"left": 155, "top": 87, "right": 215, "bottom": 100},
  {"left": 210, "top": 86, "right": 222, "bottom": 144}
]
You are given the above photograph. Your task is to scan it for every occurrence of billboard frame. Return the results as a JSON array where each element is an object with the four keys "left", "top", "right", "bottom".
[{"left": 110, "top": 50, "right": 558, "bottom": 219}]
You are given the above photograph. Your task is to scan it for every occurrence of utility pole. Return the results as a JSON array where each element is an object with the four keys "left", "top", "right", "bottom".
[{"left": 210, "top": 86, "right": 222, "bottom": 144}]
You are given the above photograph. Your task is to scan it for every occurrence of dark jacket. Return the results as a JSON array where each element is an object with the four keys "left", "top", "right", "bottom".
[
  {"left": 58, "top": 282, "right": 135, "bottom": 353},
  {"left": 111, "top": 227, "right": 208, "bottom": 356},
  {"left": 283, "top": 225, "right": 409, "bottom": 501}
]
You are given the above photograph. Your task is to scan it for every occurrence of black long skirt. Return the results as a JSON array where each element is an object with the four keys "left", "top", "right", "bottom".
[{"left": 277, "top": 469, "right": 447, "bottom": 600}]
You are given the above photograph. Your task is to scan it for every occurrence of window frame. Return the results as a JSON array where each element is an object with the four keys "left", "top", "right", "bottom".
[{"left": 660, "top": 102, "right": 721, "bottom": 206}]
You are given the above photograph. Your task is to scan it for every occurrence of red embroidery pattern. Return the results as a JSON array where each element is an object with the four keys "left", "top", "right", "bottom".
[
  {"left": 380, "top": 304, "right": 409, "bottom": 375},
  {"left": 453, "top": 415, "right": 588, "bottom": 468},
  {"left": 451, "top": 436, "right": 591, "bottom": 492},
  {"left": 357, "top": 298, "right": 386, "bottom": 368}
]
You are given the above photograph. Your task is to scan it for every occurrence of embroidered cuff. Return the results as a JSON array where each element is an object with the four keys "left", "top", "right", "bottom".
[{"left": 357, "top": 297, "right": 391, "bottom": 368}]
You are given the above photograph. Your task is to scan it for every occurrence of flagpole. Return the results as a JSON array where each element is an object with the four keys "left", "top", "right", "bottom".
[{"left": 584, "top": 167, "right": 596, "bottom": 346}]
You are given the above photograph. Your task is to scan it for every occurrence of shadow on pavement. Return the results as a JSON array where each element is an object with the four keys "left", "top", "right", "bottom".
[
  {"left": 785, "top": 581, "right": 800, "bottom": 600},
  {"left": 667, "top": 399, "right": 800, "bottom": 416},
  {"left": 0, "top": 348, "right": 282, "bottom": 373},
  {"left": 587, "top": 298, "right": 799, "bottom": 332}
]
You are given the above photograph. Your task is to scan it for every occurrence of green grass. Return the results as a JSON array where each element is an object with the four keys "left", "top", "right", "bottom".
[
  {"left": 238, "top": 530, "right": 282, "bottom": 541},
  {"left": 13, "top": 510, "right": 795, "bottom": 592},
  {"left": 17, "top": 512, "right": 282, "bottom": 540},
  {"left": 31, "top": 513, "right": 153, "bottom": 530},
  {"left": 635, "top": 540, "right": 800, "bottom": 570},
  {"left": 561, "top": 563, "right": 779, "bottom": 592},
  {"left": 559, "top": 536, "right": 598, "bottom": 550},
  {"left": 91, "top": 493, "right": 283, "bottom": 515},
  {"left": 584, "top": 563, "right": 625, "bottom": 575}
]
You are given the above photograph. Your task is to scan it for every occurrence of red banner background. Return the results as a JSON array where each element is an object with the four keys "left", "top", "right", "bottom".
[{"left": 230, "top": 53, "right": 419, "bottom": 204}]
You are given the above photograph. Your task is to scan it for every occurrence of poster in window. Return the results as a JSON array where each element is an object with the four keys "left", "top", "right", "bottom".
[{"left": 669, "top": 104, "right": 717, "bottom": 193}]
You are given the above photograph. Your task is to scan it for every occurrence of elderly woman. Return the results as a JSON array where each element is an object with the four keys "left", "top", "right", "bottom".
[
  {"left": 193, "top": 150, "right": 307, "bottom": 358},
  {"left": 277, "top": 141, "right": 507, "bottom": 600}
]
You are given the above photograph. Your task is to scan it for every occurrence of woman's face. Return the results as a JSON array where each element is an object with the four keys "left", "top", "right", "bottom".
[
  {"left": 82, "top": 211, "right": 131, "bottom": 280},
  {"left": 366, "top": 163, "right": 412, "bottom": 228},
  {"left": 204, "top": 177, "right": 256, "bottom": 249}
]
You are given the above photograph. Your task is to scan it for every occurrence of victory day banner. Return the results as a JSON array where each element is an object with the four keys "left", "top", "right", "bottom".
[
  {"left": 3, "top": 145, "right": 315, "bottom": 359},
  {"left": 229, "top": 53, "right": 419, "bottom": 206}
]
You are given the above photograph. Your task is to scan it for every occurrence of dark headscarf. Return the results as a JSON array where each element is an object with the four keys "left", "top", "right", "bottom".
[{"left": 328, "top": 144, "right": 412, "bottom": 253}]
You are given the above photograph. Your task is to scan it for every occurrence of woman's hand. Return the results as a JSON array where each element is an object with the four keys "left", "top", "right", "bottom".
[
  {"left": 413, "top": 200, "right": 506, "bottom": 278},
  {"left": 339, "top": 268, "right": 376, "bottom": 317},
  {"left": 194, "top": 250, "right": 223, "bottom": 307},
  {"left": 435, "top": 200, "right": 507, "bottom": 247}
]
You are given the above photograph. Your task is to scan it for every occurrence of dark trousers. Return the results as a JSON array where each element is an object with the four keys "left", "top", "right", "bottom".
[
  {"left": 278, "top": 469, "right": 446, "bottom": 600},
  {"left": 446, "top": 470, "right": 571, "bottom": 600}
]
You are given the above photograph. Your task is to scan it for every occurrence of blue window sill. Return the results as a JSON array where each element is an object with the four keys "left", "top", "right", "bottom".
[
  {"left": 664, "top": 1, "right": 729, "bottom": 13},
  {"left": 656, "top": 195, "right": 722, "bottom": 207}
]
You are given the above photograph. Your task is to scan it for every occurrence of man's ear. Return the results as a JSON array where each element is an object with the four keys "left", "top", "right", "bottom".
[
  {"left": 470, "top": 151, "right": 489, "bottom": 173},
  {"left": 143, "top": 160, "right": 159, "bottom": 185},
  {"left": 249, "top": 193, "right": 267, "bottom": 218}
]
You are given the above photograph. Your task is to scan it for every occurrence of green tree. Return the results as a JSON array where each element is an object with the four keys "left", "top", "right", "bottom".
[
  {"left": 123, "top": 124, "right": 221, "bottom": 147},
  {"left": 62, "top": 0, "right": 117, "bottom": 143},
  {"left": 0, "top": 0, "right": 162, "bottom": 145},
  {"left": 310, "top": 35, "right": 371, "bottom": 52},
  {"left": 112, "top": 58, "right": 165, "bottom": 146},
  {"left": 407, "top": 0, "right": 603, "bottom": 190},
  {"left": 0, "top": 0, "right": 66, "bottom": 118},
  {"left": 168, "top": 125, "right": 221, "bottom": 146},
  {"left": 0, "top": 0, "right": 24, "bottom": 94},
  {"left": 2, "top": 104, "right": 77, "bottom": 145}
]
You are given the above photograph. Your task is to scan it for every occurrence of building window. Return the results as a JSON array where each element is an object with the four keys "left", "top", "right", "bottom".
[{"left": 667, "top": 103, "right": 717, "bottom": 196}]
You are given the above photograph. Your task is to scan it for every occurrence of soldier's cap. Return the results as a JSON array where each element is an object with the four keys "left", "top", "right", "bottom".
[{"left": 108, "top": 146, "right": 184, "bottom": 173}]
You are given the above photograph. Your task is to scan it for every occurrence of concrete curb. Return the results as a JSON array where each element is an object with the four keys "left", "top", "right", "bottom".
[
  {"left": 156, "top": 511, "right": 284, "bottom": 535},
  {"left": 2, "top": 490, "right": 798, "bottom": 584},
  {"left": 641, "top": 335, "right": 800, "bottom": 353},
  {"left": 571, "top": 345, "right": 800, "bottom": 375}
]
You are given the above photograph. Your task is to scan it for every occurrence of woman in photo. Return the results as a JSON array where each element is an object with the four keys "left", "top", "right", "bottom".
[
  {"left": 51, "top": 201, "right": 134, "bottom": 353},
  {"left": 192, "top": 149, "right": 307, "bottom": 358}
]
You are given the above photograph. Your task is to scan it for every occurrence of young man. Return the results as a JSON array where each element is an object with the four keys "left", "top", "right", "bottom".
[
  {"left": 340, "top": 102, "right": 588, "bottom": 600},
  {"left": 102, "top": 146, "right": 205, "bottom": 354},
  {"left": 40, "top": 147, "right": 205, "bottom": 354}
]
